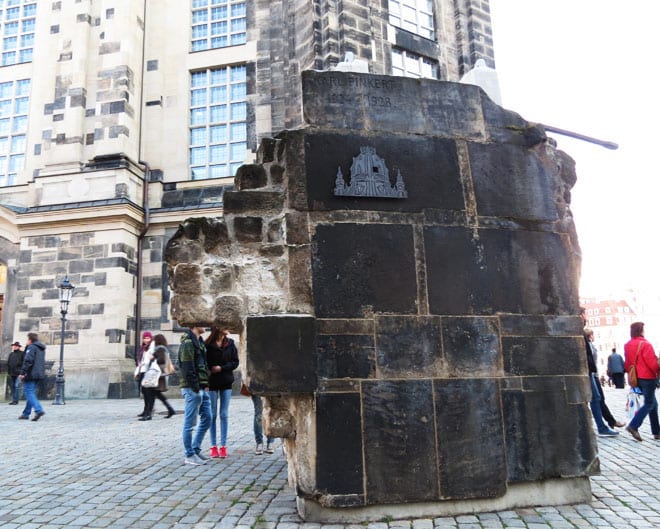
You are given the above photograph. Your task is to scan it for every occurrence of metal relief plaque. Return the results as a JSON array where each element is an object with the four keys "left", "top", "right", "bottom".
[{"left": 334, "top": 147, "right": 407, "bottom": 199}]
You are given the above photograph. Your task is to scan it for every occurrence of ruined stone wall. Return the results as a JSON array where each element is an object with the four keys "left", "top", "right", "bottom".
[{"left": 166, "top": 71, "right": 597, "bottom": 521}]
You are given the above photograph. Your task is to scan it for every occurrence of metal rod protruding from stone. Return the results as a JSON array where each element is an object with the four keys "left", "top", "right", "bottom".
[{"left": 542, "top": 124, "right": 619, "bottom": 150}]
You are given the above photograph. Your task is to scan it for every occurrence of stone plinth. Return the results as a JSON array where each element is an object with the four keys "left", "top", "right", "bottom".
[{"left": 166, "top": 71, "right": 597, "bottom": 521}]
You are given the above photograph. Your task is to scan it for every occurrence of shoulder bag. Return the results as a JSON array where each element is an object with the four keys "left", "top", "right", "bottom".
[
  {"left": 141, "top": 359, "right": 162, "bottom": 388},
  {"left": 627, "top": 341, "right": 643, "bottom": 388}
]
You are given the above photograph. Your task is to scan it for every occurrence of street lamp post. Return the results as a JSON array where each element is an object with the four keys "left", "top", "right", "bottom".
[{"left": 53, "top": 276, "right": 74, "bottom": 405}]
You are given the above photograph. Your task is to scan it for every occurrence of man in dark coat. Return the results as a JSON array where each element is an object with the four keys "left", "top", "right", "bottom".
[
  {"left": 18, "top": 333, "right": 46, "bottom": 421},
  {"left": 7, "top": 341, "right": 24, "bottom": 404}
]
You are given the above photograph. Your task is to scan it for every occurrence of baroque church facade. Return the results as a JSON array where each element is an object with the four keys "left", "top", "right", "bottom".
[{"left": 0, "top": 0, "right": 494, "bottom": 398}]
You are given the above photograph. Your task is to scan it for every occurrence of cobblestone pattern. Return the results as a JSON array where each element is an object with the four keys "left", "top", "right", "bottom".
[{"left": 1, "top": 388, "right": 658, "bottom": 528}]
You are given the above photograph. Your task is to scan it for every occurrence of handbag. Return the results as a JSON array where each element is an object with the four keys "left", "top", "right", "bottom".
[
  {"left": 141, "top": 359, "right": 161, "bottom": 388},
  {"left": 163, "top": 352, "right": 176, "bottom": 375},
  {"left": 240, "top": 383, "right": 252, "bottom": 397},
  {"left": 627, "top": 342, "right": 643, "bottom": 388}
]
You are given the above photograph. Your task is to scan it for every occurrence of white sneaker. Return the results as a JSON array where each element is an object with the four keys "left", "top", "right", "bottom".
[
  {"left": 184, "top": 456, "right": 202, "bottom": 466},
  {"left": 255, "top": 443, "right": 263, "bottom": 455},
  {"left": 193, "top": 453, "right": 208, "bottom": 465},
  {"left": 265, "top": 442, "right": 275, "bottom": 454}
]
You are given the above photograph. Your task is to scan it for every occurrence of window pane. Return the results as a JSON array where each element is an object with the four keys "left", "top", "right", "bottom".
[
  {"left": 230, "top": 33, "right": 246, "bottom": 45},
  {"left": 14, "top": 97, "right": 28, "bottom": 113},
  {"left": 22, "top": 18, "right": 35, "bottom": 32},
  {"left": 191, "top": 166, "right": 207, "bottom": 180},
  {"left": 4, "top": 21, "right": 18, "bottom": 35},
  {"left": 192, "top": 9, "right": 208, "bottom": 23},
  {"left": 229, "top": 162, "right": 242, "bottom": 175},
  {"left": 210, "top": 85, "right": 227, "bottom": 103},
  {"left": 209, "top": 144, "right": 227, "bottom": 163},
  {"left": 20, "top": 33, "right": 34, "bottom": 48},
  {"left": 209, "top": 105, "right": 227, "bottom": 122},
  {"left": 230, "top": 102, "right": 246, "bottom": 120},
  {"left": 191, "top": 88, "right": 207, "bottom": 106},
  {"left": 191, "top": 107, "right": 207, "bottom": 125},
  {"left": 0, "top": 82, "right": 12, "bottom": 98},
  {"left": 11, "top": 115, "right": 26, "bottom": 132},
  {"left": 210, "top": 36, "right": 228, "bottom": 48},
  {"left": 0, "top": 100, "right": 10, "bottom": 117},
  {"left": 2, "top": 51, "right": 16, "bottom": 65},
  {"left": 210, "top": 68, "right": 227, "bottom": 84},
  {"left": 190, "top": 146, "right": 206, "bottom": 165},
  {"left": 0, "top": 138, "right": 7, "bottom": 154},
  {"left": 231, "top": 18, "right": 246, "bottom": 32},
  {"left": 209, "top": 165, "right": 226, "bottom": 178},
  {"left": 19, "top": 48, "right": 32, "bottom": 63},
  {"left": 22, "top": 4, "right": 37, "bottom": 17},
  {"left": 230, "top": 65, "right": 246, "bottom": 82},
  {"left": 209, "top": 125, "right": 227, "bottom": 143},
  {"left": 192, "top": 24, "right": 208, "bottom": 38},
  {"left": 190, "top": 127, "right": 207, "bottom": 145},
  {"left": 192, "top": 0, "right": 208, "bottom": 7},
  {"left": 191, "top": 39, "right": 207, "bottom": 52},
  {"left": 230, "top": 123, "right": 246, "bottom": 141},
  {"left": 230, "top": 142, "right": 246, "bottom": 161},
  {"left": 9, "top": 154, "right": 24, "bottom": 172},
  {"left": 191, "top": 71, "right": 208, "bottom": 87},
  {"left": 3, "top": 36, "right": 17, "bottom": 50},
  {"left": 211, "top": 6, "right": 227, "bottom": 19},
  {"left": 231, "top": 3, "right": 246, "bottom": 16},
  {"left": 230, "top": 83, "right": 246, "bottom": 99},
  {"left": 211, "top": 21, "right": 227, "bottom": 35}
]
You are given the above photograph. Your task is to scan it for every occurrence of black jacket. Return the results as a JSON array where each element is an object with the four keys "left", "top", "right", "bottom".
[
  {"left": 21, "top": 341, "right": 46, "bottom": 381},
  {"left": 206, "top": 337, "right": 239, "bottom": 391},
  {"left": 7, "top": 348, "right": 24, "bottom": 376}
]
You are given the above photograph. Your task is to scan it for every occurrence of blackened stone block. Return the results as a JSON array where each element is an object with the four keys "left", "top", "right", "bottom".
[
  {"left": 202, "top": 264, "right": 233, "bottom": 292},
  {"left": 246, "top": 315, "right": 316, "bottom": 393},
  {"left": 19, "top": 319, "right": 40, "bottom": 332},
  {"left": 69, "top": 259, "right": 94, "bottom": 273},
  {"left": 499, "top": 314, "right": 582, "bottom": 336},
  {"left": 312, "top": 224, "right": 417, "bottom": 318},
  {"left": 316, "top": 393, "right": 364, "bottom": 495},
  {"left": 442, "top": 317, "right": 501, "bottom": 377},
  {"left": 303, "top": 132, "right": 463, "bottom": 213},
  {"left": 77, "top": 304, "right": 104, "bottom": 315},
  {"left": 95, "top": 257, "right": 129, "bottom": 271},
  {"left": 469, "top": 142, "right": 559, "bottom": 221},
  {"left": 233, "top": 217, "right": 263, "bottom": 243},
  {"left": 375, "top": 316, "right": 442, "bottom": 377},
  {"left": 363, "top": 380, "right": 438, "bottom": 504},
  {"left": 503, "top": 336, "right": 584, "bottom": 376},
  {"left": 435, "top": 379, "right": 506, "bottom": 499},
  {"left": 223, "top": 191, "right": 284, "bottom": 215},
  {"left": 172, "top": 264, "right": 202, "bottom": 295},
  {"left": 235, "top": 164, "right": 268, "bottom": 190},
  {"left": 30, "top": 279, "right": 54, "bottom": 290},
  {"left": 28, "top": 307, "right": 53, "bottom": 318},
  {"left": 19, "top": 250, "right": 32, "bottom": 263},
  {"left": 502, "top": 389, "right": 597, "bottom": 482},
  {"left": 317, "top": 334, "right": 375, "bottom": 379},
  {"left": 212, "top": 295, "right": 245, "bottom": 332},
  {"left": 425, "top": 227, "right": 579, "bottom": 315},
  {"left": 285, "top": 211, "right": 309, "bottom": 245}
]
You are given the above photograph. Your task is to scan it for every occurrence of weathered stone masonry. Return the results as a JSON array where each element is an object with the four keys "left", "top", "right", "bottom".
[{"left": 166, "top": 71, "right": 597, "bottom": 521}]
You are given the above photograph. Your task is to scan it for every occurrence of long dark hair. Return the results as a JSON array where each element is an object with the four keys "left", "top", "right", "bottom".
[
  {"left": 153, "top": 334, "right": 168, "bottom": 347},
  {"left": 204, "top": 327, "right": 223, "bottom": 345}
]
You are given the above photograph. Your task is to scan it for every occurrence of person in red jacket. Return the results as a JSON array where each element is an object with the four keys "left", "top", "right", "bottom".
[{"left": 624, "top": 321, "right": 660, "bottom": 441}]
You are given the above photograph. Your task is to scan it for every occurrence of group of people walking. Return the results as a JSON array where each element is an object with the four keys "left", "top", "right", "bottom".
[
  {"left": 6, "top": 333, "right": 47, "bottom": 421},
  {"left": 582, "top": 307, "right": 660, "bottom": 442},
  {"left": 134, "top": 326, "right": 273, "bottom": 465}
]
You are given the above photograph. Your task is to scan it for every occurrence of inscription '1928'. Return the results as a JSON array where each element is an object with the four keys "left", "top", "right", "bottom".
[{"left": 326, "top": 93, "right": 392, "bottom": 107}]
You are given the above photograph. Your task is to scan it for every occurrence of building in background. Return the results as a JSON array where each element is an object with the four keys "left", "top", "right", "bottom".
[{"left": 0, "top": 0, "right": 494, "bottom": 398}]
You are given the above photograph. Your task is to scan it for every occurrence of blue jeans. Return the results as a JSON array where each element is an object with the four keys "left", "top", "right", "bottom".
[
  {"left": 21, "top": 380, "right": 43, "bottom": 417},
  {"left": 252, "top": 394, "right": 273, "bottom": 445},
  {"left": 629, "top": 378, "right": 660, "bottom": 434},
  {"left": 589, "top": 374, "right": 610, "bottom": 433},
  {"left": 181, "top": 388, "right": 212, "bottom": 457},
  {"left": 10, "top": 375, "right": 20, "bottom": 402},
  {"left": 209, "top": 389, "right": 232, "bottom": 447}
]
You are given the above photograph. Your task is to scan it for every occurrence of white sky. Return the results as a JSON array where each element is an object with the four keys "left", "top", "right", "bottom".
[{"left": 490, "top": 1, "right": 660, "bottom": 299}]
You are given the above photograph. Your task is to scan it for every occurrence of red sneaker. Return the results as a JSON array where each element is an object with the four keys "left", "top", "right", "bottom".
[
  {"left": 219, "top": 446, "right": 227, "bottom": 458},
  {"left": 209, "top": 446, "right": 220, "bottom": 458}
]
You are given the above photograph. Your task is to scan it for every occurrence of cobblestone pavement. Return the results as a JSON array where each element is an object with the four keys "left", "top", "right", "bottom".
[{"left": 1, "top": 387, "right": 658, "bottom": 528}]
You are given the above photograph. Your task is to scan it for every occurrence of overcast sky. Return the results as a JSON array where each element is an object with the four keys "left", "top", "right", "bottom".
[{"left": 490, "top": 1, "right": 660, "bottom": 298}]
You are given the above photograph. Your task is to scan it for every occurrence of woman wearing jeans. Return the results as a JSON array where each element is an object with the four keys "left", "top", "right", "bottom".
[
  {"left": 205, "top": 329, "right": 239, "bottom": 458},
  {"left": 624, "top": 321, "right": 660, "bottom": 442}
]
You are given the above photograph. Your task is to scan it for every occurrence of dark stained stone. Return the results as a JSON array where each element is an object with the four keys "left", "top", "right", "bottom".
[
  {"left": 235, "top": 164, "right": 268, "bottom": 190},
  {"left": 212, "top": 295, "right": 245, "bottom": 332},
  {"left": 435, "top": 378, "right": 506, "bottom": 499},
  {"left": 375, "top": 316, "right": 442, "bottom": 377},
  {"left": 425, "top": 227, "right": 579, "bottom": 315},
  {"left": 69, "top": 259, "right": 94, "bottom": 273},
  {"left": 502, "top": 389, "right": 597, "bottom": 483},
  {"left": 317, "top": 334, "right": 375, "bottom": 379},
  {"left": 172, "top": 264, "right": 202, "bottom": 295},
  {"left": 302, "top": 131, "right": 463, "bottom": 213},
  {"left": 233, "top": 217, "right": 263, "bottom": 243},
  {"left": 469, "top": 142, "right": 559, "bottom": 221},
  {"left": 363, "top": 380, "right": 438, "bottom": 504},
  {"left": 95, "top": 257, "right": 129, "bottom": 271},
  {"left": 202, "top": 264, "right": 233, "bottom": 292},
  {"left": 312, "top": 223, "right": 417, "bottom": 318},
  {"left": 503, "top": 336, "right": 585, "bottom": 377},
  {"left": 223, "top": 190, "right": 284, "bottom": 215},
  {"left": 316, "top": 393, "right": 364, "bottom": 495},
  {"left": 499, "top": 314, "right": 582, "bottom": 336},
  {"left": 285, "top": 211, "right": 309, "bottom": 245},
  {"left": 77, "top": 304, "right": 104, "bottom": 315},
  {"left": 442, "top": 317, "right": 501, "bottom": 377},
  {"left": 246, "top": 315, "right": 316, "bottom": 393},
  {"left": 28, "top": 307, "right": 53, "bottom": 318}
]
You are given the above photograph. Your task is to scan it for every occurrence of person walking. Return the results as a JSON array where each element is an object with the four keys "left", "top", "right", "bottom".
[
  {"left": 205, "top": 329, "right": 239, "bottom": 459},
  {"left": 139, "top": 334, "right": 176, "bottom": 421},
  {"left": 18, "top": 333, "right": 46, "bottom": 421},
  {"left": 607, "top": 347, "right": 626, "bottom": 389},
  {"left": 252, "top": 393, "right": 275, "bottom": 455},
  {"left": 179, "top": 325, "right": 212, "bottom": 465},
  {"left": 136, "top": 331, "right": 154, "bottom": 418},
  {"left": 624, "top": 321, "right": 660, "bottom": 442},
  {"left": 7, "top": 341, "right": 24, "bottom": 405}
]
